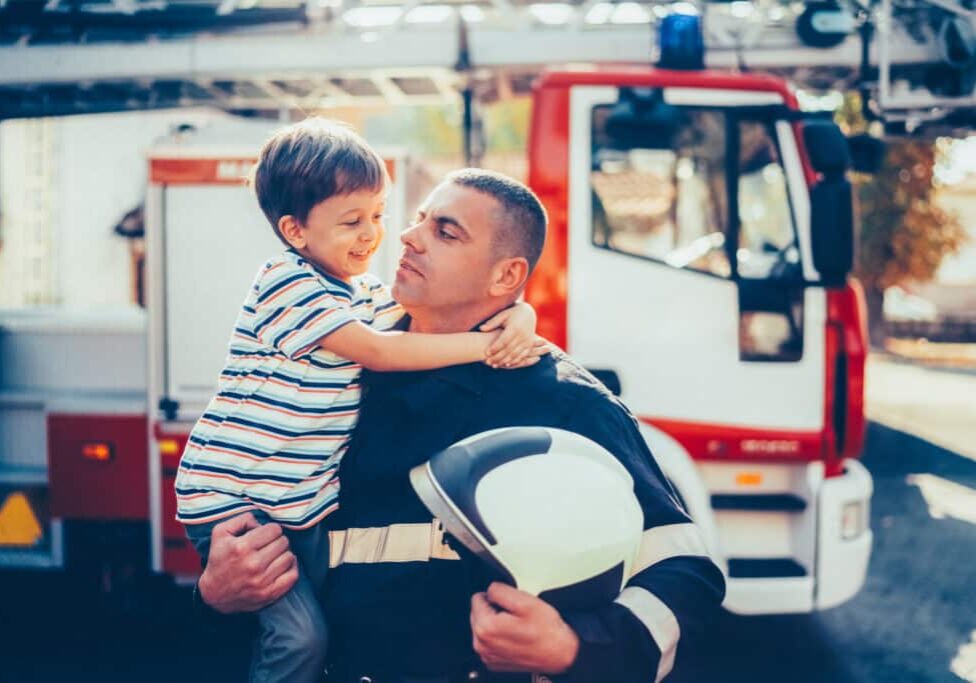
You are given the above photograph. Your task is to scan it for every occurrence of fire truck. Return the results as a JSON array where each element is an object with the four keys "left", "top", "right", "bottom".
[
  {"left": 0, "top": 69, "right": 871, "bottom": 614},
  {"left": 524, "top": 68, "right": 872, "bottom": 613}
]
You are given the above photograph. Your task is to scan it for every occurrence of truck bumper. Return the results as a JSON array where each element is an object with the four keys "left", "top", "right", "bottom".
[{"left": 815, "top": 457, "right": 873, "bottom": 610}]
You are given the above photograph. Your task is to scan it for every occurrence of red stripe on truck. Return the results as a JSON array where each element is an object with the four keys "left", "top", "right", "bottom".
[{"left": 642, "top": 416, "right": 824, "bottom": 463}]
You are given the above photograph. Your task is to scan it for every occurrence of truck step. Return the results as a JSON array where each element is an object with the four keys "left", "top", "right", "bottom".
[
  {"left": 711, "top": 493, "right": 807, "bottom": 512},
  {"left": 727, "top": 558, "right": 807, "bottom": 578}
]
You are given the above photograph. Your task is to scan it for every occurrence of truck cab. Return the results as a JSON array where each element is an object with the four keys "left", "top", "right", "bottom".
[{"left": 526, "top": 68, "right": 873, "bottom": 613}]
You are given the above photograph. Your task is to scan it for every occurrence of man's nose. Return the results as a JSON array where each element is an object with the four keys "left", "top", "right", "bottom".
[{"left": 400, "top": 222, "right": 423, "bottom": 251}]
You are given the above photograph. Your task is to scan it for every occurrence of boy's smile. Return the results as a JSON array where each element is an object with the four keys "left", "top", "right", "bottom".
[{"left": 279, "top": 186, "right": 387, "bottom": 282}]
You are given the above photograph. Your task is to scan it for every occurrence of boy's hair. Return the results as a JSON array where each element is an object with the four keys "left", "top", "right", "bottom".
[
  {"left": 445, "top": 168, "right": 548, "bottom": 274},
  {"left": 252, "top": 118, "right": 387, "bottom": 244}
]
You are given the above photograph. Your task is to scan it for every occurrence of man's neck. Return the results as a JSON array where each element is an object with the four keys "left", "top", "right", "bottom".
[{"left": 407, "top": 301, "right": 512, "bottom": 334}]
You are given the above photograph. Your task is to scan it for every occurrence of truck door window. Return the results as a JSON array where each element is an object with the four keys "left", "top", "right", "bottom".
[
  {"left": 591, "top": 106, "right": 731, "bottom": 278},
  {"left": 591, "top": 103, "right": 804, "bottom": 361},
  {"left": 735, "top": 120, "right": 799, "bottom": 281},
  {"left": 735, "top": 119, "right": 804, "bottom": 362}
]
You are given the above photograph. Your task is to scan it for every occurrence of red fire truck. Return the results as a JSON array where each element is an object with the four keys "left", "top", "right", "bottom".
[
  {"left": 0, "top": 69, "right": 872, "bottom": 614},
  {"left": 524, "top": 69, "right": 871, "bottom": 613}
]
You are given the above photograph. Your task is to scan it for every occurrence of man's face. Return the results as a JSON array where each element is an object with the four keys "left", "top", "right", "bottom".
[{"left": 393, "top": 182, "right": 500, "bottom": 312}]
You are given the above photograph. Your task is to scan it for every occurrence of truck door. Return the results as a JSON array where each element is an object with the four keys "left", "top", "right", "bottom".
[{"left": 566, "top": 86, "right": 827, "bottom": 452}]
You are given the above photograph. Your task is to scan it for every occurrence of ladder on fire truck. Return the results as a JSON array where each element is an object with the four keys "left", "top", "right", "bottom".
[{"left": 1, "top": 0, "right": 975, "bottom": 135}]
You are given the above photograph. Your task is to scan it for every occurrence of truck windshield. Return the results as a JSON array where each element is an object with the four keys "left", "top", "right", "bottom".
[{"left": 591, "top": 106, "right": 797, "bottom": 281}]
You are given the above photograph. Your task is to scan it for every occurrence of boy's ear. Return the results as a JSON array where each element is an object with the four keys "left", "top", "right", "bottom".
[
  {"left": 278, "top": 215, "right": 306, "bottom": 249},
  {"left": 487, "top": 257, "right": 529, "bottom": 298}
]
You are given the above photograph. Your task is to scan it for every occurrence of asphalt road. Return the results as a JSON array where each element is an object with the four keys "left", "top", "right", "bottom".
[{"left": 2, "top": 358, "right": 974, "bottom": 683}]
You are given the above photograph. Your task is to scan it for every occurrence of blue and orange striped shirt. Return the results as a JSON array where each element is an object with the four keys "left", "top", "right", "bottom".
[{"left": 175, "top": 249, "right": 402, "bottom": 529}]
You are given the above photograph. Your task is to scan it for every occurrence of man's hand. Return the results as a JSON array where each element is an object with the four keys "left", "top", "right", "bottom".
[
  {"left": 197, "top": 513, "right": 298, "bottom": 614},
  {"left": 470, "top": 582, "right": 580, "bottom": 674}
]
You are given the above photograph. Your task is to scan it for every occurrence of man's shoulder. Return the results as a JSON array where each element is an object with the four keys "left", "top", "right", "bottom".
[{"left": 495, "top": 346, "right": 620, "bottom": 408}]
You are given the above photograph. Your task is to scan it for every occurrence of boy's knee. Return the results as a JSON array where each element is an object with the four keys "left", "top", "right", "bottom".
[{"left": 270, "top": 605, "right": 328, "bottom": 657}]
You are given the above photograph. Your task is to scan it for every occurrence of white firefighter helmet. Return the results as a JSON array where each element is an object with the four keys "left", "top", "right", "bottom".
[{"left": 409, "top": 427, "right": 643, "bottom": 611}]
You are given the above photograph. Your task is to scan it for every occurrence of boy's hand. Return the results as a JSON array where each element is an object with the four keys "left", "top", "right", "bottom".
[{"left": 481, "top": 302, "right": 542, "bottom": 369}]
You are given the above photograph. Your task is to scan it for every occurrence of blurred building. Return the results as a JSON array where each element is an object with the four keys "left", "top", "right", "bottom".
[
  {"left": 0, "top": 108, "right": 228, "bottom": 309},
  {"left": 933, "top": 174, "right": 976, "bottom": 287},
  {"left": 0, "top": 118, "right": 57, "bottom": 307}
]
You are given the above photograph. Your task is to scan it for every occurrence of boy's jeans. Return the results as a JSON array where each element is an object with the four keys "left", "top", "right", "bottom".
[{"left": 186, "top": 510, "right": 330, "bottom": 683}]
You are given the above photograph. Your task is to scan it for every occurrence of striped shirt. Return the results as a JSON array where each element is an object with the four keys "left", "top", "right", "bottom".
[{"left": 175, "top": 249, "right": 403, "bottom": 529}]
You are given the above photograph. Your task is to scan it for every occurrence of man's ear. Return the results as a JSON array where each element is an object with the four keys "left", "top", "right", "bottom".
[
  {"left": 488, "top": 257, "right": 530, "bottom": 298},
  {"left": 278, "top": 215, "right": 306, "bottom": 250}
]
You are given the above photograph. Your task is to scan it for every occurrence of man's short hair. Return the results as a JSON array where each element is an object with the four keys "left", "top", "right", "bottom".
[
  {"left": 253, "top": 118, "right": 387, "bottom": 245},
  {"left": 446, "top": 169, "right": 548, "bottom": 274}
]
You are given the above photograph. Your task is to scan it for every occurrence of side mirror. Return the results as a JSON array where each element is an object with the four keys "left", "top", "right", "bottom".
[
  {"left": 803, "top": 120, "right": 854, "bottom": 286},
  {"left": 803, "top": 119, "right": 851, "bottom": 174}
]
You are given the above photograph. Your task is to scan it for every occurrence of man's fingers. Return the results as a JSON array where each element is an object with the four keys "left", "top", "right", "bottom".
[
  {"left": 211, "top": 512, "right": 259, "bottom": 538},
  {"left": 242, "top": 521, "right": 286, "bottom": 551},
  {"left": 471, "top": 592, "right": 499, "bottom": 624},
  {"left": 486, "top": 582, "right": 536, "bottom": 615},
  {"left": 474, "top": 589, "right": 535, "bottom": 648},
  {"left": 253, "top": 534, "right": 290, "bottom": 571},
  {"left": 262, "top": 546, "right": 297, "bottom": 583},
  {"left": 265, "top": 562, "right": 299, "bottom": 605}
]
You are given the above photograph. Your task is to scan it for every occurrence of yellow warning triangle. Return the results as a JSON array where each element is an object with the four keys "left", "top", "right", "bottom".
[{"left": 0, "top": 492, "right": 43, "bottom": 546}]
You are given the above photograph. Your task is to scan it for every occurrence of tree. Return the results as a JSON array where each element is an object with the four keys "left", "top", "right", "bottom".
[{"left": 839, "top": 93, "right": 966, "bottom": 347}]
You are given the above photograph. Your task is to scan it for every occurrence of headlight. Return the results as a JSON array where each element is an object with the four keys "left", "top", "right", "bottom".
[{"left": 841, "top": 500, "right": 867, "bottom": 540}]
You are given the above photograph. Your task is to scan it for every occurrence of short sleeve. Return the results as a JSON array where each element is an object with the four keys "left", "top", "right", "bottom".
[
  {"left": 360, "top": 275, "right": 404, "bottom": 332},
  {"left": 251, "top": 258, "right": 357, "bottom": 360}
]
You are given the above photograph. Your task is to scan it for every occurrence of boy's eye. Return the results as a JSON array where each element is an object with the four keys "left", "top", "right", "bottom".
[{"left": 343, "top": 219, "right": 361, "bottom": 227}]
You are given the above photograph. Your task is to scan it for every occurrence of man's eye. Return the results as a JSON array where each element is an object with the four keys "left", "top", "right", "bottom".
[{"left": 439, "top": 228, "right": 456, "bottom": 240}]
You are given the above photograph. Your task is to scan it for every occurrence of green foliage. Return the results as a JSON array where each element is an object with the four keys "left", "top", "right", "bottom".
[
  {"left": 484, "top": 97, "right": 531, "bottom": 153},
  {"left": 363, "top": 105, "right": 462, "bottom": 159}
]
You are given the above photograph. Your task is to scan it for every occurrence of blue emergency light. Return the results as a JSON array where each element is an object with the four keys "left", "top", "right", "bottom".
[{"left": 657, "top": 12, "right": 705, "bottom": 70}]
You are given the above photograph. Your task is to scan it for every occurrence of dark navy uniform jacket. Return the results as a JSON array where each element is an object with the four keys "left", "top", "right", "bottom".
[{"left": 325, "top": 348, "right": 726, "bottom": 682}]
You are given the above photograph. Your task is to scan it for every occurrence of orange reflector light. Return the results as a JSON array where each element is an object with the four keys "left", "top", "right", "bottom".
[
  {"left": 735, "top": 472, "right": 763, "bottom": 486},
  {"left": 81, "top": 442, "right": 113, "bottom": 462},
  {"left": 159, "top": 439, "right": 180, "bottom": 456},
  {"left": 0, "top": 492, "right": 43, "bottom": 546}
]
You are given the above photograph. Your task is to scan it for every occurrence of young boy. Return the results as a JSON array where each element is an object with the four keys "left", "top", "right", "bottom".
[{"left": 175, "top": 119, "right": 542, "bottom": 683}]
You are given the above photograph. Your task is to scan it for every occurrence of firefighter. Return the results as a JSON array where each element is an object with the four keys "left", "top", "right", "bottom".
[{"left": 194, "top": 169, "right": 726, "bottom": 683}]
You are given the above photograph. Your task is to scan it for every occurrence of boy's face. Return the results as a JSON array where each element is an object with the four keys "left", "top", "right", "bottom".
[{"left": 280, "top": 186, "right": 387, "bottom": 282}]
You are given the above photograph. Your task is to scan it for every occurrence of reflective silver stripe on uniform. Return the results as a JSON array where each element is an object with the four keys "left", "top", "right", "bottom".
[
  {"left": 328, "top": 522, "right": 461, "bottom": 567},
  {"left": 614, "top": 586, "right": 680, "bottom": 683},
  {"left": 629, "top": 522, "right": 710, "bottom": 577}
]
